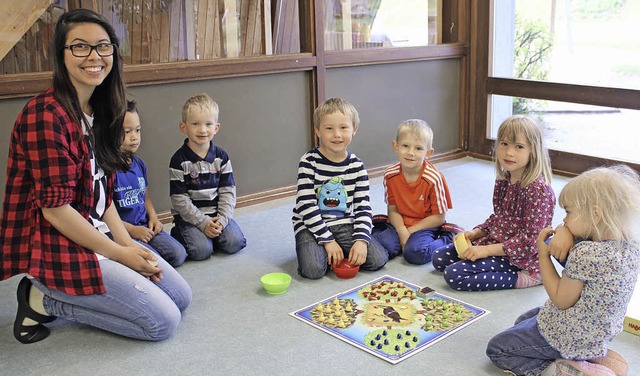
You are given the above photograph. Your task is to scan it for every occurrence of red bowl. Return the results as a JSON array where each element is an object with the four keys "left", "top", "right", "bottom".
[{"left": 332, "top": 260, "right": 360, "bottom": 279}]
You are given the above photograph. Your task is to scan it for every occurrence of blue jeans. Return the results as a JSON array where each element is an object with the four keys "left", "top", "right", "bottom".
[
  {"left": 372, "top": 224, "right": 453, "bottom": 264},
  {"left": 295, "top": 224, "right": 389, "bottom": 279},
  {"left": 34, "top": 255, "right": 192, "bottom": 341},
  {"left": 486, "top": 307, "right": 561, "bottom": 376},
  {"left": 171, "top": 217, "right": 246, "bottom": 261},
  {"left": 137, "top": 230, "right": 187, "bottom": 267}
]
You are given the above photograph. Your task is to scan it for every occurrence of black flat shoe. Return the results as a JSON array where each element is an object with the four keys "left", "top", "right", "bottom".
[{"left": 13, "top": 277, "right": 56, "bottom": 344}]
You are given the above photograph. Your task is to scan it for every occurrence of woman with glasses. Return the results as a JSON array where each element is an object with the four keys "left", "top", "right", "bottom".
[{"left": 0, "top": 8, "right": 191, "bottom": 344}]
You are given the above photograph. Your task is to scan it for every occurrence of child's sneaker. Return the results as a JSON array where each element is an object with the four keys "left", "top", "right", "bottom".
[
  {"left": 588, "top": 350, "right": 628, "bottom": 376},
  {"left": 553, "top": 359, "right": 616, "bottom": 376}
]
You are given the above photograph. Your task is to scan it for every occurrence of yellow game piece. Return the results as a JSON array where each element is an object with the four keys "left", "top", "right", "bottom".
[{"left": 453, "top": 233, "right": 471, "bottom": 256}]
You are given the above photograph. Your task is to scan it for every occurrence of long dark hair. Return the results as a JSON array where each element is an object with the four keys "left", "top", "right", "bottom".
[{"left": 51, "top": 8, "right": 128, "bottom": 173}]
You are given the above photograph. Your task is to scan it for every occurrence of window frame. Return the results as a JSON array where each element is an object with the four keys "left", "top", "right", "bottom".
[{"left": 468, "top": 1, "right": 640, "bottom": 174}]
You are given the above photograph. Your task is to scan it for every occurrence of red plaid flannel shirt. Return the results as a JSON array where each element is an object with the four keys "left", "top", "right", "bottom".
[{"left": 1, "top": 88, "right": 111, "bottom": 295}]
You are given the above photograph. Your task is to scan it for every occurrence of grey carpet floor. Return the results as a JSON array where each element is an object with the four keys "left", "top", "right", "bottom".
[{"left": 0, "top": 157, "right": 637, "bottom": 375}]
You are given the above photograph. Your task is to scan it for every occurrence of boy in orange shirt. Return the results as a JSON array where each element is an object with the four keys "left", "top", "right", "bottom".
[{"left": 372, "top": 119, "right": 458, "bottom": 264}]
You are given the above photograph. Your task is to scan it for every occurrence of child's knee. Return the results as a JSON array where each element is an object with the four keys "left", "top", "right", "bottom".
[
  {"left": 298, "top": 263, "right": 328, "bottom": 279},
  {"left": 403, "top": 245, "right": 432, "bottom": 265},
  {"left": 186, "top": 243, "right": 213, "bottom": 260},
  {"left": 219, "top": 233, "right": 247, "bottom": 254},
  {"left": 431, "top": 244, "right": 455, "bottom": 271},
  {"left": 362, "top": 239, "right": 389, "bottom": 270}
]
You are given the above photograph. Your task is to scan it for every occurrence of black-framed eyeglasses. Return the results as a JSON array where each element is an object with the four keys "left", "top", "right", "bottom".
[{"left": 64, "top": 43, "right": 116, "bottom": 57}]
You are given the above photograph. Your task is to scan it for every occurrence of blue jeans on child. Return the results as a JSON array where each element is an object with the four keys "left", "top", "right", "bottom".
[
  {"left": 136, "top": 229, "right": 187, "bottom": 267},
  {"left": 372, "top": 224, "right": 453, "bottom": 264},
  {"left": 34, "top": 255, "right": 192, "bottom": 341},
  {"left": 295, "top": 224, "right": 389, "bottom": 279},
  {"left": 431, "top": 243, "right": 520, "bottom": 291},
  {"left": 486, "top": 307, "right": 561, "bottom": 376},
  {"left": 171, "top": 217, "right": 247, "bottom": 260}
]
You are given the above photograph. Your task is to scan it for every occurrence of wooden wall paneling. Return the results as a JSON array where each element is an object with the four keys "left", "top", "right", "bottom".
[
  {"left": 286, "top": 0, "right": 299, "bottom": 53},
  {"left": 223, "top": 0, "right": 240, "bottom": 57},
  {"left": 2, "top": 52, "right": 15, "bottom": 74},
  {"left": 14, "top": 38, "right": 27, "bottom": 74},
  {"left": 297, "top": 0, "right": 312, "bottom": 53},
  {"left": 150, "top": 0, "right": 161, "bottom": 63},
  {"left": 0, "top": 0, "right": 51, "bottom": 62},
  {"left": 273, "top": 0, "right": 283, "bottom": 52},
  {"left": 121, "top": 0, "right": 133, "bottom": 64},
  {"left": 196, "top": 0, "right": 207, "bottom": 59},
  {"left": 185, "top": 0, "right": 196, "bottom": 60},
  {"left": 246, "top": 0, "right": 262, "bottom": 55},
  {"left": 273, "top": 0, "right": 299, "bottom": 54},
  {"left": 132, "top": 0, "right": 143, "bottom": 64},
  {"left": 141, "top": 0, "right": 153, "bottom": 63},
  {"left": 159, "top": 0, "right": 171, "bottom": 62},
  {"left": 101, "top": 0, "right": 116, "bottom": 65},
  {"left": 213, "top": 0, "right": 223, "bottom": 57},
  {"left": 169, "top": 0, "right": 182, "bottom": 61},
  {"left": 263, "top": 0, "right": 273, "bottom": 54},
  {"left": 239, "top": 0, "right": 249, "bottom": 55}
]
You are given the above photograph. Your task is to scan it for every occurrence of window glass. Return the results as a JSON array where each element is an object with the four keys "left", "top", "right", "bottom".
[
  {"left": 491, "top": 0, "right": 640, "bottom": 90},
  {"left": 0, "top": 0, "right": 301, "bottom": 74},
  {"left": 489, "top": 94, "right": 640, "bottom": 164},
  {"left": 323, "top": 0, "right": 441, "bottom": 50}
]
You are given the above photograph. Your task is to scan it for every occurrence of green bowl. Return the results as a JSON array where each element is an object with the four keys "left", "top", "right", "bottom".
[{"left": 260, "top": 272, "right": 292, "bottom": 295}]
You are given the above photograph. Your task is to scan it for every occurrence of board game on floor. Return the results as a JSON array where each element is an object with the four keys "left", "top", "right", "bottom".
[{"left": 290, "top": 275, "right": 490, "bottom": 364}]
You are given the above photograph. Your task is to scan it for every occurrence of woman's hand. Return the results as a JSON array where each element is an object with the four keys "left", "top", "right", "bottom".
[{"left": 114, "top": 244, "right": 163, "bottom": 281}]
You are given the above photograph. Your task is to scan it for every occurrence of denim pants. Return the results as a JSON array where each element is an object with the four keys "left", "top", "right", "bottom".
[
  {"left": 372, "top": 224, "right": 453, "bottom": 265},
  {"left": 295, "top": 224, "right": 389, "bottom": 279},
  {"left": 486, "top": 307, "right": 561, "bottom": 376},
  {"left": 136, "top": 230, "right": 187, "bottom": 267},
  {"left": 171, "top": 218, "right": 247, "bottom": 261},
  {"left": 34, "top": 255, "right": 192, "bottom": 341}
]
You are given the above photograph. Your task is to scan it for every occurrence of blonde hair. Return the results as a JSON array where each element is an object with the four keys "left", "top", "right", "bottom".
[
  {"left": 559, "top": 165, "right": 640, "bottom": 241},
  {"left": 396, "top": 119, "right": 433, "bottom": 150},
  {"left": 313, "top": 97, "right": 359, "bottom": 130},
  {"left": 182, "top": 93, "right": 219, "bottom": 123},
  {"left": 494, "top": 115, "right": 552, "bottom": 186}
]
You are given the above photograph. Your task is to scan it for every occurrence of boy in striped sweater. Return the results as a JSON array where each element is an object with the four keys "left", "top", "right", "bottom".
[{"left": 292, "top": 98, "right": 389, "bottom": 279}]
